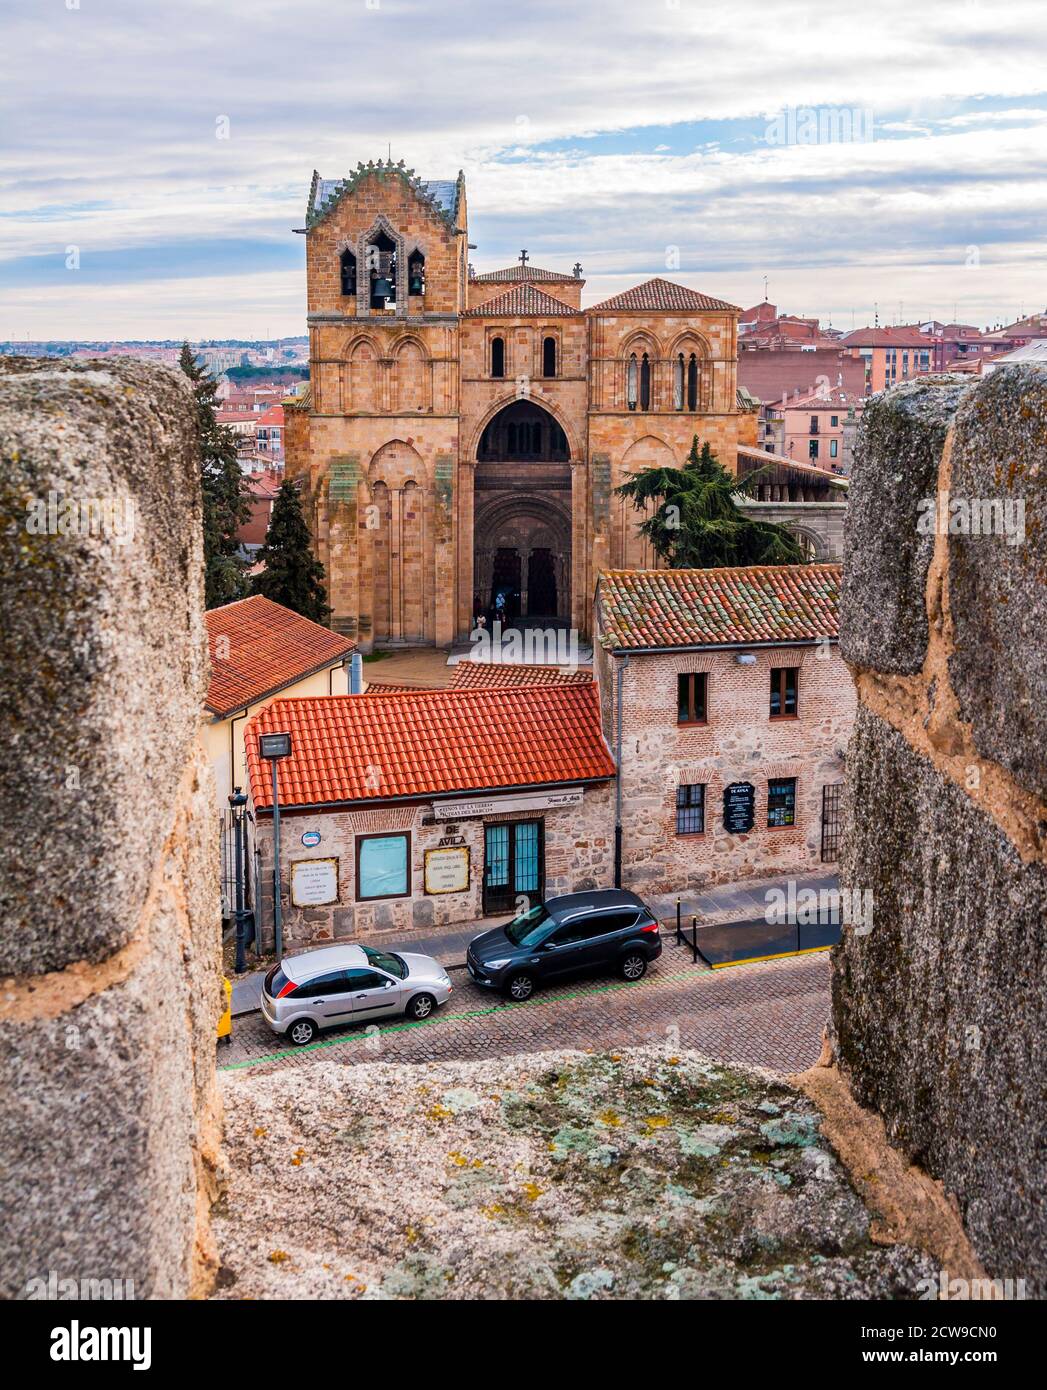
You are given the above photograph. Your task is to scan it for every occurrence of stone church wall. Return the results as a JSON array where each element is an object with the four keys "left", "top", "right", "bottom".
[
  {"left": 834, "top": 369, "right": 1047, "bottom": 1292},
  {"left": 0, "top": 357, "right": 223, "bottom": 1299}
]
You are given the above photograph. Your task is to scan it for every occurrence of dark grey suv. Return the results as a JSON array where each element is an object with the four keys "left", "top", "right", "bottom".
[{"left": 466, "top": 888, "right": 662, "bottom": 1001}]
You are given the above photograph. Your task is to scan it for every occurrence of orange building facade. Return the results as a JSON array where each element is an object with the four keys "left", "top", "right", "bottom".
[{"left": 285, "top": 159, "right": 758, "bottom": 647}]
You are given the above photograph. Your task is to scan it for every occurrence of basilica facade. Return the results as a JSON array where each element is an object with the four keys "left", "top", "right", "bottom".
[{"left": 285, "top": 159, "right": 759, "bottom": 647}]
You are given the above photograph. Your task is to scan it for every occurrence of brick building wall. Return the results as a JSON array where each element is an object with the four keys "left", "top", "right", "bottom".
[{"left": 597, "top": 642, "right": 855, "bottom": 892}]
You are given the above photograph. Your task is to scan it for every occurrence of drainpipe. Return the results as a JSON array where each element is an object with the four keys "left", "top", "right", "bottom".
[
  {"left": 350, "top": 651, "right": 363, "bottom": 694},
  {"left": 614, "top": 653, "right": 629, "bottom": 888}
]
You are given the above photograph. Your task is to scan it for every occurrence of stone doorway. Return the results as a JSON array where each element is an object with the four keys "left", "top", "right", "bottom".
[{"left": 473, "top": 400, "right": 572, "bottom": 630}]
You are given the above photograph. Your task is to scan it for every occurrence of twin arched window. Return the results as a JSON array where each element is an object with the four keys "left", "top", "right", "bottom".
[
  {"left": 627, "top": 353, "right": 652, "bottom": 411},
  {"left": 673, "top": 352, "right": 699, "bottom": 410}
]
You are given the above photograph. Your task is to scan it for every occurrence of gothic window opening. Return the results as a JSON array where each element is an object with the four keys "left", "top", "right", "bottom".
[
  {"left": 640, "top": 353, "right": 651, "bottom": 411},
  {"left": 340, "top": 249, "right": 357, "bottom": 297},
  {"left": 627, "top": 354, "right": 638, "bottom": 410},
  {"left": 673, "top": 354, "right": 684, "bottom": 410},
  {"left": 542, "top": 335, "right": 557, "bottom": 378},
  {"left": 366, "top": 229, "right": 397, "bottom": 309},
  {"left": 408, "top": 250, "right": 425, "bottom": 297},
  {"left": 491, "top": 336, "right": 505, "bottom": 378},
  {"left": 687, "top": 352, "right": 699, "bottom": 410}
]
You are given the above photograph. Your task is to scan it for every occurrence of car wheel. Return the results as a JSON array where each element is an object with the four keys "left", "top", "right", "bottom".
[
  {"left": 288, "top": 1018, "right": 317, "bottom": 1046},
  {"left": 619, "top": 952, "right": 648, "bottom": 982},
  {"left": 506, "top": 972, "right": 535, "bottom": 1002},
  {"left": 406, "top": 992, "right": 436, "bottom": 1021}
]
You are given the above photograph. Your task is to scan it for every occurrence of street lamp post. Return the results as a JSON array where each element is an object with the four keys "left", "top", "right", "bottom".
[
  {"left": 258, "top": 732, "right": 293, "bottom": 959},
  {"left": 228, "top": 786, "right": 249, "bottom": 973}
]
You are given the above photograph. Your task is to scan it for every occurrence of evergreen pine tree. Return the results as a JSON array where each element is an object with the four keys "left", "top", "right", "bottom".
[
  {"left": 178, "top": 342, "right": 251, "bottom": 608},
  {"left": 615, "top": 435, "right": 806, "bottom": 568},
  {"left": 252, "top": 479, "right": 331, "bottom": 623}
]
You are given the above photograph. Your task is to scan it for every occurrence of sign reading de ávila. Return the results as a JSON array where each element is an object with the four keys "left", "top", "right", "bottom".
[{"left": 723, "top": 782, "right": 756, "bottom": 835}]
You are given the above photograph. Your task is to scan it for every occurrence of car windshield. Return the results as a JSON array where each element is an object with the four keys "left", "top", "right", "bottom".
[
  {"left": 362, "top": 946, "right": 406, "bottom": 979},
  {"left": 504, "top": 905, "right": 552, "bottom": 947}
]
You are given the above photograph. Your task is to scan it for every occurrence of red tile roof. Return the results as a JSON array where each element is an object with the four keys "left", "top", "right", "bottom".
[
  {"left": 589, "top": 278, "right": 741, "bottom": 314},
  {"left": 449, "top": 661, "right": 593, "bottom": 688},
  {"left": 839, "top": 327, "right": 929, "bottom": 348},
  {"left": 597, "top": 565, "right": 841, "bottom": 650},
  {"left": 245, "top": 686, "right": 615, "bottom": 810},
  {"left": 464, "top": 284, "right": 580, "bottom": 317},
  {"left": 205, "top": 595, "right": 354, "bottom": 718},
  {"left": 472, "top": 265, "right": 579, "bottom": 283}
]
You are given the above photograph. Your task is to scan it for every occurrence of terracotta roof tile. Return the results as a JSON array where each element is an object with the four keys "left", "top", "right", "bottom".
[
  {"left": 472, "top": 265, "right": 579, "bottom": 283},
  {"left": 449, "top": 662, "right": 593, "bottom": 688},
  {"left": 589, "top": 278, "right": 741, "bottom": 314},
  {"left": 464, "top": 284, "right": 580, "bottom": 317},
  {"left": 245, "top": 685, "right": 615, "bottom": 810},
  {"left": 597, "top": 565, "right": 840, "bottom": 650},
  {"left": 205, "top": 595, "right": 354, "bottom": 717}
]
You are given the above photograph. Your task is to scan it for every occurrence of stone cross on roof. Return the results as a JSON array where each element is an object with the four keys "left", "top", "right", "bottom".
[{"left": 519, "top": 249, "right": 529, "bottom": 265}]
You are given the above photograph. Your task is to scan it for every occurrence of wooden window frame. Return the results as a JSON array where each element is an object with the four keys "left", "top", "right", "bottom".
[
  {"left": 354, "top": 830, "right": 412, "bottom": 903},
  {"left": 770, "top": 666, "right": 799, "bottom": 719},
  {"left": 677, "top": 671, "right": 708, "bottom": 725}
]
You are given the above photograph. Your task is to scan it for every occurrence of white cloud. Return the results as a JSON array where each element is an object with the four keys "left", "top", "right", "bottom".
[{"left": 1, "top": 0, "right": 1046, "bottom": 335}]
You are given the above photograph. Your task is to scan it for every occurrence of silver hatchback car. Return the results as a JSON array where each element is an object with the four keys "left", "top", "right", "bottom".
[{"left": 261, "top": 943, "right": 453, "bottom": 1046}]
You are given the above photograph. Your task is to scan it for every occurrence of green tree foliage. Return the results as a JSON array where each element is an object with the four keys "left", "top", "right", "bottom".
[
  {"left": 615, "top": 435, "right": 806, "bottom": 568},
  {"left": 252, "top": 479, "right": 331, "bottom": 624},
  {"left": 178, "top": 342, "right": 251, "bottom": 608}
]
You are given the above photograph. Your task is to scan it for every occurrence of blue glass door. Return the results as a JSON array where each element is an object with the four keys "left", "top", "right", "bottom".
[{"left": 483, "top": 821, "right": 543, "bottom": 915}]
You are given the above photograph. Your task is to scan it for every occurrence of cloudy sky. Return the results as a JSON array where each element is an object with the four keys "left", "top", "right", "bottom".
[{"left": 3, "top": 0, "right": 1046, "bottom": 340}]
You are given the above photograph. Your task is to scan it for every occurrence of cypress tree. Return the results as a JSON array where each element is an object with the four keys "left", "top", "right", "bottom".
[
  {"left": 178, "top": 342, "right": 250, "bottom": 608},
  {"left": 252, "top": 479, "right": 331, "bottom": 623}
]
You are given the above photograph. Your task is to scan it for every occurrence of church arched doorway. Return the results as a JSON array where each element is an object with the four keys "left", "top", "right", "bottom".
[{"left": 473, "top": 400, "right": 572, "bottom": 629}]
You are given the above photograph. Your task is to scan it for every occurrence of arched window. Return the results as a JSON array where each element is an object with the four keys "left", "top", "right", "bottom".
[
  {"left": 640, "top": 353, "right": 651, "bottom": 411},
  {"left": 491, "top": 336, "right": 505, "bottom": 378},
  {"left": 340, "top": 249, "right": 357, "bottom": 297},
  {"left": 542, "top": 335, "right": 557, "bottom": 378},
  {"left": 687, "top": 353, "right": 699, "bottom": 411},
  {"left": 407, "top": 251, "right": 425, "bottom": 297},
  {"left": 627, "top": 354, "right": 638, "bottom": 410},
  {"left": 366, "top": 229, "right": 397, "bottom": 309},
  {"left": 673, "top": 354, "right": 684, "bottom": 410}
]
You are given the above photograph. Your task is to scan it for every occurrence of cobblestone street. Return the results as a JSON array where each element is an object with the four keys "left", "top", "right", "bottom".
[{"left": 220, "top": 943, "right": 830, "bottom": 1076}]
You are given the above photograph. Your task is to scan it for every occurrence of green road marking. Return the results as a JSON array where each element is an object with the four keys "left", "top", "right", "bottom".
[{"left": 220, "top": 968, "right": 703, "bottom": 1072}]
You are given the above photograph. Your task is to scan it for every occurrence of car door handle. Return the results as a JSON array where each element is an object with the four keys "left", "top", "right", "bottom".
[{"left": 314, "top": 999, "right": 325, "bottom": 1004}]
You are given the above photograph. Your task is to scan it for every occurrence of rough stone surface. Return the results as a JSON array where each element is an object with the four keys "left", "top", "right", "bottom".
[
  {"left": 214, "top": 1047, "right": 935, "bottom": 1300},
  {"left": 839, "top": 375, "right": 970, "bottom": 675},
  {"left": 0, "top": 357, "right": 222, "bottom": 1299},
  {"left": 0, "top": 355, "right": 207, "bottom": 974},
  {"left": 947, "top": 367, "right": 1047, "bottom": 800},
  {"left": 834, "top": 700, "right": 1046, "bottom": 1292}
]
